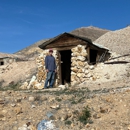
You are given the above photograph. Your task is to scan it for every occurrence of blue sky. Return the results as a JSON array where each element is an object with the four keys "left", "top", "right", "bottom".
[{"left": 0, "top": 0, "right": 130, "bottom": 53}]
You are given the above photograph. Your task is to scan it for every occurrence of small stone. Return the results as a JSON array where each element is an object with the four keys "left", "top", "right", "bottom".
[
  {"left": 58, "top": 85, "right": 66, "bottom": 90},
  {"left": 128, "top": 125, "right": 130, "bottom": 130},
  {"left": 18, "top": 124, "right": 28, "bottom": 130},
  {"left": 0, "top": 114, "right": 4, "bottom": 118},
  {"left": 12, "top": 126, "right": 17, "bottom": 130},
  {"left": 16, "top": 98, "right": 22, "bottom": 103},
  {"left": 85, "top": 123, "right": 90, "bottom": 128},
  {"left": 28, "top": 125, "right": 37, "bottom": 130},
  {"left": 11, "top": 103, "right": 16, "bottom": 107},
  {"left": 31, "top": 105, "right": 36, "bottom": 108},
  {"left": 93, "top": 113, "right": 101, "bottom": 119},
  {"left": 50, "top": 104, "right": 60, "bottom": 109},
  {"left": 2, "top": 110, "right": 7, "bottom": 114},
  {"left": 111, "top": 120, "right": 115, "bottom": 125},
  {"left": 14, "top": 107, "right": 22, "bottom": 115},
  {"left": 99, "top": 107, "right": 108, "bottom": 113},
  {"left": 29, "top": 96, "right": 35, "bottom": 102},
  {"left": 61, "top": 114, "right": 68, "bottom": 121},
  {"left": 89, "top": 65, "right": 94, "bottom": 70},
  {"left": 71, "top": 123, "right": 74, "bottom": 128}
]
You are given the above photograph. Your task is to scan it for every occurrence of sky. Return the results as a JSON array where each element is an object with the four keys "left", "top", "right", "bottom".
[{"left": 0, "top": 0, "right": 130, "bottom": 53}]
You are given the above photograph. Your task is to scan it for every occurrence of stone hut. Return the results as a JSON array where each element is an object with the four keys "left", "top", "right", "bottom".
[
  {"left": 36, "top": 32, "right": 110, "bottom": 86},
  {"left": 0, "top": 52, "right": 26, "bottom": 66}
]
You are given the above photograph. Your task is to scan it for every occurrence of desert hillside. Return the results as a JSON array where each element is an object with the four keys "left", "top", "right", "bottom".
[
  {"left": 15, "top": 39, "right": 48, "bottom": 58},
  {"left": 70, "top": 26, "right": 109, "bottom": 41},
  {"left": 95, "top": 26, "right": 130, "bottom": 55}
]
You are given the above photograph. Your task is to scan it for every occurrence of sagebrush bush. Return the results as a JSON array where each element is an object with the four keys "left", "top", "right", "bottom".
[{"left": 78, "top": 106, "right": 91, "bottom": 124}]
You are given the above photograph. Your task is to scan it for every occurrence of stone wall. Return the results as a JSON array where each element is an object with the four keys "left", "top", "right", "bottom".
[{"left": 71, "top": 45, "right": 89, "bottom": 85}]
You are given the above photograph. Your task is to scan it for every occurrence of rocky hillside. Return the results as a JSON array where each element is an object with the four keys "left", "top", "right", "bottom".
[
  {"left": 70, "top": 26, "right": 109, "bottom": 41},
  {"left": 15, "top": 39, "right": 48, "bottom": 58},
  {"left": 95, "top": 26, "right": 130, "bottom": 55}
]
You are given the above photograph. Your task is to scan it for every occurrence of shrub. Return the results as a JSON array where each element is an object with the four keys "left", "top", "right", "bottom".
[
  {"left": 78, "top": 106, "right": 91, "bottom": 124},
  {"left": 65, "top": 120, "right": 72, "bottom": 125}
]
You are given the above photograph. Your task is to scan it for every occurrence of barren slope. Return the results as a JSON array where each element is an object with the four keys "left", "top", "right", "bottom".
[
  {"left": 0, "top": 61, "right": 37, "bottom": 87},
  {"left": 95, "top": 26, "right": 130, "bottom": 55},
  {"left": 71, "top": 26, "right": 109, "bottom": 41}
]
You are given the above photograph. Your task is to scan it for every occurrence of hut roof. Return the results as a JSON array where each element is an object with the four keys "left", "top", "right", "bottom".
[{"left": 39, "top": 32, "right": 109, "bottom": 51}]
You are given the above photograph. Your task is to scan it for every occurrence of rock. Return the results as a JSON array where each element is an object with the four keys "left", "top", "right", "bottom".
[
  {"left": 77, "top": 73, "right": 83, "bottom": 78},
  {"left": 84, "top": 69, "right": 89, "bottom": 74},
  {"left": 16, "top": 98, "right": 22, "bottom": 103},
  {"left": 0, "top": 98, "right": 5, "bottom": 105},
  {"left": 85, "top": 123, "right": 90, "bottom": 128},
  {"left": 89, "top": 65, "right": 94, "bottom": 70},
  {"left": 87, "top": 73, "right": 92, "bottom": 78},
  {"left": 29, "top": 96, "right": 35, "bottom": 102},
  {"left": 11, "top": 103, "right": 16, "bottom": 107},
  {"left": 14, "top": 107, "right": 22, "bottom": 115},
  {"left": 58, "top": 85, "right": 66, "bottom": 90},
  {"left": 46, "top": 112, "right": 55, "bottom": 120},
  {"left": 50, "top": 104, "right": 60, "bottom": 109},
  {"left": 31, "top": 105, "right": 36, "bottom": 108},
  {"left": 77, "top": 61, "right": 85, "bottom": 67},
  {"left": 0, "top": 114, "right": 4, "bottom": 118},
  {"left": 61, "top": 114, "right": 68, "bottom": 121},
  {"left": 2, "top": 110, "right": 7, "bottom": 114},
  {"left": 99, "top": 107, "right": 108, "bottom": 113},
  {"left": 12, "top": 126, "right": 18, "bottom": 130},
  {"left": 20, "top": 82, "right": 28, "bottom": 89},
  {"left": 33, "top": 83, "right": 43, "bottom": 89},
  {"left": 93, "top": 113, "right": 101, "bottom": 119},
  {"left": 27, "top": 124, "right": 37, "bottom": 130},
  {"left": 71, "top": 67, "right": 78, "bottom": 73},
  {"left": 105, "top": 73, "right": 110, "bottom": 79},
  {"left": 18, "top": 124, "right": 28, "bottom": 130},
  {"left": 128, "top": 125, "right": 130, "bottom": 130},
  {"left": 27, "top": 75, "right": 36, "bottom": 89},
  {"left": 77, "top": 56, "right": 86, "bottom": 61}
]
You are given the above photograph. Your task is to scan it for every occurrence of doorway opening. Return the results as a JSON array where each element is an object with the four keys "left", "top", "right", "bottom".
[
  {"left": 0, "top": 61, "right": 4, "bottom": 65},
  {"left": 89, "top": 49, "right": 98, "bottom": 65},
  {"left": 59, "top": 50, "right": 71, "bottom": 85}
]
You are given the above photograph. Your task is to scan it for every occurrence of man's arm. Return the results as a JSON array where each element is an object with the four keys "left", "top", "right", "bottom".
[
  {"left": 45, "top": 56, "right": 48, "bottom": 72},
  {"left": 54, "top": 58, "right": 57, "bottom": 72}
]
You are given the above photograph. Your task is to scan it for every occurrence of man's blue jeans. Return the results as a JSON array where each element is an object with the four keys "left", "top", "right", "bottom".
[{"left": 44, "top": 71, "right": 55, "bottom": 88}]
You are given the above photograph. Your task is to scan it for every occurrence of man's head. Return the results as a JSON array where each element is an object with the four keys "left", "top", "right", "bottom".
[{"left": 49, "top": 49, "right": 53, "bottom": 55}]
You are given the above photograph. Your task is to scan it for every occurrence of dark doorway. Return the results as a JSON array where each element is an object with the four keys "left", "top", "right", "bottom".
[
  {"left": 59, "top": 50, "right": 71, "bottom": 85},
  {"left": 89, "top": 49, "right": 98, "bottom": 65},
  {"left": 0, "top": 61, "right": 4, "bottom": 65}
]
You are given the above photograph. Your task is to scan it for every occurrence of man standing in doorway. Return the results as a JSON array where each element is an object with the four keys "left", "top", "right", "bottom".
[{"left": 44, "top": 49, "right": 57, "bottom": 89}]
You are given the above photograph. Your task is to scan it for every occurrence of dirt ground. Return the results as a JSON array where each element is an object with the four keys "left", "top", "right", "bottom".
[
  {"left": 0, "top": 77, "right": 130, "bottom": 130},
  {"left": 0, "top": 60, "right": 37, "bottom": 87}
]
